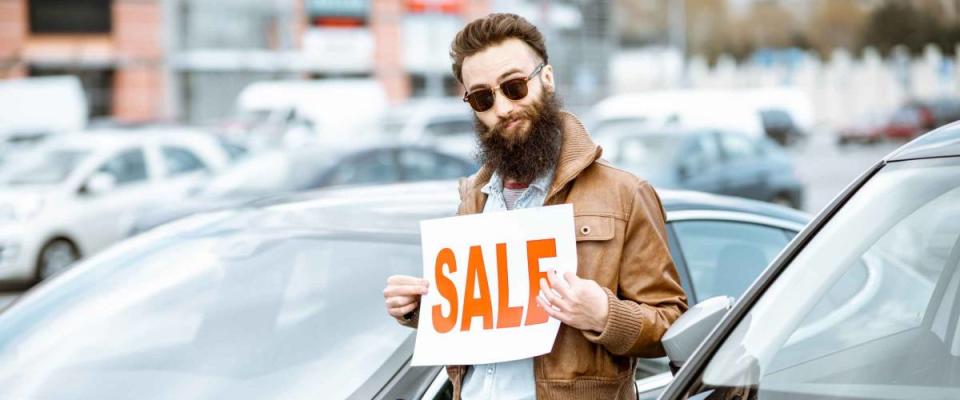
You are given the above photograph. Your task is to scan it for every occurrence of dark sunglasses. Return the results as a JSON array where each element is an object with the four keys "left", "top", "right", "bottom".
[{"left": 463, "top": 63, "right": 545, "bottom": 112}]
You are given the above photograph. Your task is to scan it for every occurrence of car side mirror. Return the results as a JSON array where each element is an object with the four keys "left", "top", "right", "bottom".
[
  {"left": 662, "top": 296, "right": 734, "bottom": 373},
  {"left": 82, "top": 173, "right": 117, "bottom": 196}
]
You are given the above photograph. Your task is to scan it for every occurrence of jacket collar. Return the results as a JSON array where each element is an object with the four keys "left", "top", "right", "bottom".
[{"left": 458, "top": 111, "right": 602, "bottom": 213}]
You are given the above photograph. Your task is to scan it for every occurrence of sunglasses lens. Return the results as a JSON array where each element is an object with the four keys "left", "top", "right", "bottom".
[
  {"left": 501, "top": 79, "right": 528, "bottom": 100},
  {"left": 467, "top": 90, "right": 495, "bottom": 112}
]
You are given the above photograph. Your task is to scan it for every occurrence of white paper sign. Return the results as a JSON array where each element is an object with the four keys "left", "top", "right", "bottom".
[{"left": 412, "top": 204, "right": 578, "bottom": 366}]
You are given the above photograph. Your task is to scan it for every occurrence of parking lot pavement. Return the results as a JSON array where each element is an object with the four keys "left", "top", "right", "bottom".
[{"left": 790, "top": 133, "right": 902, "bottom": 214}]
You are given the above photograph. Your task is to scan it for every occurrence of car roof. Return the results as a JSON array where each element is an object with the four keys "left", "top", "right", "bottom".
[
  {"left": 239, "top": 181, "right": 809, "bottom": 234},
  {"left": 887, "top": 120, "right": 960, "bottom": 161}
]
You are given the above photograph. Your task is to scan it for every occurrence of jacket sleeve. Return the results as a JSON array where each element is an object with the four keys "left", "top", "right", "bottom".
[{"left": 582, "top": 181, "right": 689, "bottom": 357}]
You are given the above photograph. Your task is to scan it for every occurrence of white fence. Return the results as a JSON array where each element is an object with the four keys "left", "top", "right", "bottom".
[{"left": 610, "top": 44, "right": 960, "bottom": 133}]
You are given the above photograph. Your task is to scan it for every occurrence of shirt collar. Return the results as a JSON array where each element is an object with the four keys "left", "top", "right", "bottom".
[{"left": 481, "top": 167, "right": 555, "bottom": 195}]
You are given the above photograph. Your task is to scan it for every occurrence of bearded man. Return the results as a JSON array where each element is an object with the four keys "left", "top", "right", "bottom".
[{"left": 383, "top": 13, "right": 688, "bottom": 400}]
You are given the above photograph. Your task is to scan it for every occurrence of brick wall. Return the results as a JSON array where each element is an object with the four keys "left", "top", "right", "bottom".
[
  {"left": 0, "top": 0, "right": 26, "bottom": 79},
  {"left": 112, "top": 0, "right": 164, "bottom": 122}
]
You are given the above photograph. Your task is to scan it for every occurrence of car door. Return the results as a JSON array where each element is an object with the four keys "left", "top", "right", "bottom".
[
  {"left": 634, "top": 214, "right": 801, "bottom": 399},
  {"left": 70, "top": 146, "right": 159, "bottom": 255},
  {"left": 676, "top": 132, "right": 725, "bottom": 194},
  {"left": 668, "top": 217, "right": 797, "bottom": 304},
  {"left": 158, "top": 144, "right": 213, "bottom": 196},
  {"left": 396, "top": 148, "right": 475, "bottom": 182},
  {"left": 716, "top": 132, "right": 768, "bottom": 200}
]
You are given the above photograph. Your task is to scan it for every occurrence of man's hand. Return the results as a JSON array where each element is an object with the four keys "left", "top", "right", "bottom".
[
  {"left": 384, "top": 275, "right": 429, "bottom": 321},
  {"left": 536, "top": 271, "right": 609, "bottom": 333}
]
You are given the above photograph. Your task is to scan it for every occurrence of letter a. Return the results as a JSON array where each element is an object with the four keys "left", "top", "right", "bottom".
[{"left": 461, "top": 245, "right": 494, "bottom": 331}]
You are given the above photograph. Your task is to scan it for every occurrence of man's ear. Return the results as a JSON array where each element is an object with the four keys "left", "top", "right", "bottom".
[{"left": 541, "top": 64, "right": 555, "bottom": 93}]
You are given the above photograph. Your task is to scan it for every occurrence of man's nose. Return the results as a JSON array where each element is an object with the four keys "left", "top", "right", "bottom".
[{"left": 492, "top": 91, "right": 515, "bottom": 119}]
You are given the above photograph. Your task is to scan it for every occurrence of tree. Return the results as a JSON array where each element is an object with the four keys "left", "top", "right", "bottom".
[
  {"left": 860, "top": 0, "right": 942, "bottom": 56},
  {"left": 808, "top": 0, "right": 869, "bottom": 57}
]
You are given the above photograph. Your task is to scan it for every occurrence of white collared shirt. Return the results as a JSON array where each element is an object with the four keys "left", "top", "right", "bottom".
[{"left": 461, "top": 167, "right": 555, "bottom": 400}]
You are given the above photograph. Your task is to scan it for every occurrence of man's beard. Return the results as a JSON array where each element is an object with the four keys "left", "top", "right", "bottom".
[{"left": 474, "top": 91, "right": 563, "bottom": 184}]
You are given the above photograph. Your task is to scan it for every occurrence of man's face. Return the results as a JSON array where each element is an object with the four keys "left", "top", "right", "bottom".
[{"left": 461, "top": 38, "right": 555, "bottom": 142}]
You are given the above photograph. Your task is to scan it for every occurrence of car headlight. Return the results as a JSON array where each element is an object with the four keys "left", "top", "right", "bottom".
[{"left": 0, "top": 198, "right": 45, "bottom": 222}]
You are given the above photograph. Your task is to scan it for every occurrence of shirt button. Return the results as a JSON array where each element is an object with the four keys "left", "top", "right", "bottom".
[{"left": 487, "top": 367, "right": 494, "bottom": 375}]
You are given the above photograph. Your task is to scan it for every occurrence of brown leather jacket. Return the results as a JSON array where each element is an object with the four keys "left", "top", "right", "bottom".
[{"left": 403, "top": 111, "right": 688, "bottom": 400}]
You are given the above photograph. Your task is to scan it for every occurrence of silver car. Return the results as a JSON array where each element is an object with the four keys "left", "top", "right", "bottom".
[
  {"left": 0, "top": 181, "right": 806, "bottom": 399},
  {"left": 659, "top": 122, "right": 960, "bottom": 399}
]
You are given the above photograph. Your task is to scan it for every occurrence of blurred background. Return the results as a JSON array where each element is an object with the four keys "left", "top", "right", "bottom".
[{"left": 1, "top": 0, "right": 960, "bottom": 300}]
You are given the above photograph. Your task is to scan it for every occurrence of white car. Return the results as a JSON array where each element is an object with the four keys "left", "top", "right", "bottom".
[
  {"left": 0, "top": 130, "right": 237, "bottom": 283},
  {"left": 380, "top": 97, "right": 477, "bottom": 159}
]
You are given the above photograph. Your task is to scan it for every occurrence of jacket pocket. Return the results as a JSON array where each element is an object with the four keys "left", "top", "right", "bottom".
[{"left": 574, "top": 214, "right": 615, "bottom": 242}]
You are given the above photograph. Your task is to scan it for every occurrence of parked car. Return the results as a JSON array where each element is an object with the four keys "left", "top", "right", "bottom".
[
  {"left": 838, "top": 98, "right": 960, "bottom": 145},
  {"left": 658, "top": 122, "right": 960, "bottom": 399},
  {"left": 589, "top": 90, "right": 767, "bottom": 139},
  {"left": 0, "top": 130, "right": 238, "bottom": 284},
  {"left": 0, "top": 76, "right": 87, "bottom": 140},
  {"left": 378, "top": 98, "right": 476, "bottom": 159},
  {"left": 224, "top": 79, "right": 388, "bottom": 149},
  {"left": 759, "top": 108, "right": 806, "bottom": 147},
  {"left": 0, "top": 179, "right": 806, "bottom": 399},
  {"left": 594, "top": 124, "right": 805, "bottom": 209},
  {"left": 128, "top": 144, "right": 476, "bottom": 235}
]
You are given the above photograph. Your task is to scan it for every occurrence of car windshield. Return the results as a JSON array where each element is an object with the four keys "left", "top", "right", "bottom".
[
  {"left": 0, "top": 211, "right": 422, "bottom": 399},
  {"left": 683, "top": 157, "right": 960, "bottom": 399},
  {"left": 0, "top": 148, "right": 90, "bottom": 186},
  {"left": 600, "top": 134, "right": 683, "bottom": 172}
]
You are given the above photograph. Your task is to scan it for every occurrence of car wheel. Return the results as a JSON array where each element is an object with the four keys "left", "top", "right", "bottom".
[{"left": 38, "top": 239, "right": 81, "bottom": 280}]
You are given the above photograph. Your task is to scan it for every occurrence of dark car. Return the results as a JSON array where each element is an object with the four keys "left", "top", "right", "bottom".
[
  {"left": 595, "top": 126, "right": 805, "bottom": 209},
  {"left": 0, "top": 180, "right": 807, "bottom": 399},
  {"left": 759, "top": 108, "right": 806, "bottom": 147},
  {"left": 659, "top": 122, "right": 960, "bottom": 400},
  {"left": 129, "top": 143, "right": 476, "bottom": 235}
]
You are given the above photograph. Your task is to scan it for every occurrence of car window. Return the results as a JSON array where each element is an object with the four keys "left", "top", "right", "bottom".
[
  {"left": 673, "top": 221, "right": 792, "bottom": 301},
  {"left": 683, "top": 158, "right": 960, "bottom": 399},
  {"left": 97, "top": 148, "right": 148, "bottom": 185},
  {"left": 718, "top": 132, "right": 759, "bottom": 160},
  {"left": 611, "top": 134, "right": 684, "bottom": 172},
  {"left": 0, "top": 149, "right": 89, "bottom": 186},
  {"left": 325, "top": 150, "right": 399, "bottom": 187},
  {"left": 681, "top": 133, "right": 722, "bottom": 172},
  {"left": 161, "top": 146, "right": 209, "bottom": 176},
  {"left": 398, "top": 149, "right": 471, "bottom": 181},
  {"left": 217, "top": 140, "right": 248, "bottom": 162},
  {"left": 424, "top": 119, "right": 473, "bottom": 138},
  {"left": 0, "top": 228, "right": 423, "bottom": 399}
]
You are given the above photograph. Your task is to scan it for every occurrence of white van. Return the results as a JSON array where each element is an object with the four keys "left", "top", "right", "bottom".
[
  {"left": 589, "top": 88, "right": 814, "bottom": 143},
  {"left": 233, "top": 79, "right": 388, "bottom": 148}
]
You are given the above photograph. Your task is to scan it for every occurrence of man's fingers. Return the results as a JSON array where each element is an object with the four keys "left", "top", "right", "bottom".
[
  {"left": 387, "top": 275, "right": 429, "bottom": 287},
  {"left": 386, "top": 295, "right": 419, "bottom": 309},
  {"left": 546, "top": 270, "right": 572, "bottom": 299},
  {"left": 540, "top": 278, "right": 571, "bottom": 312},
  {"left": 383, "top": 284, "right": 428, "bottom": 298},
  {"left": 536, "top": 294, "right": 565, "bottom": 321},
  {"left": 389, "top": 301, "right": 420, "bottom": 318}
]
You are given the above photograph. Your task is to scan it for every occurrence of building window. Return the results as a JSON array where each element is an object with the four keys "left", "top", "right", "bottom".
[{"left": 29, "top": 0, "right": 112, "bottom": 34}]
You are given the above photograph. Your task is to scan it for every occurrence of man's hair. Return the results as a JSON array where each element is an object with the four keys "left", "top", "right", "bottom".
[{"left": 450, "top": 13, "right": 548, "bottom": 84}]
